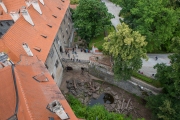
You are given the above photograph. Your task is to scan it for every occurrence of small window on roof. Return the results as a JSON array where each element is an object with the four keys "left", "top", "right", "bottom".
[
  {"left": 6, "top": 22, "right": 10, "bottom": 26},
  {"left": 51, "top": 74, "right": 54, "bottom": 79},
  {"left": 61, "top": 0, "right": 65, "bottom": 2},
  {"left": 52, "top": 15, "right": 57, "bottom": 18},
  {"left": 41, "top": 35, "right": 47, "bottom": 38},
  {"left": 57, "top": 7, "right": 61, "bottom": 10},
  {"left": 47, "top": 24, "right": 52, "bottom": 28},
  {"left": 33, "top": 73, "right": 48, "bottom": 82},
  {"left": 33, "top": 46, "right": 41, "bottom": 52},
  {"left": 0, "top": 22, "right": 3, "bottom": 26}
]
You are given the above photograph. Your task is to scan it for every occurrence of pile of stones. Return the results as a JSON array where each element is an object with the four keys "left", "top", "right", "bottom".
[{"left": 66, "top": 79, "right": 101, "bottom": 105}]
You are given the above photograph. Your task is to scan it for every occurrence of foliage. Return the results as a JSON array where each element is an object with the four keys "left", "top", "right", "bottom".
[
  {"left": 103, "top": 23, "right": 148, "bottom": 80},
  {"left": 73, "top": 0, "right": 114, "bottom": 43},
  {"left": 67, "top": 94, "right": 138, "bottom": 120},
  {"left": 118, "top": 0, "right": 179, "bottom": 52},
  {"left": 70, "top": 0, "right": 79, "bottom": 4},
  {"left": 132, "top": 72, "right": 161, "bottom": 88},
  {"left": 67, "top": 94, "right": 145, "bottom": 120},
  {"left": 146, "top": 37, "right": 180, "bottom": 119},
  {"left": 89, "top": 26, "right": 115, "bottom": 50}
]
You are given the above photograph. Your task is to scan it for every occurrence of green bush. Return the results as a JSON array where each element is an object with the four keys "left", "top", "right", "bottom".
[
  {"left": 132, "top": 72, "right": 161, "bottom": 88},
  {"left": 66, "top": 94, "right": 145, "bottom": 120},
  {"left": 70, "top": 0, "right": 79, "bottom": 4}
]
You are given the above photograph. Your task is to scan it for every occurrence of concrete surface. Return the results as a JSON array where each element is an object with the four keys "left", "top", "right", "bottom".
[
  {"left": 140, "top": 54, "right": 170, "bottom": 77},
  {"left": 101, "top": 0, "right": 122, "bottom": 28}
]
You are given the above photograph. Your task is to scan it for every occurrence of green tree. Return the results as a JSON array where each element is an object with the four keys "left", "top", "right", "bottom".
[
  {"left": 119, "top": 0, "right": 179, "bottom": 52},
  {"left": 146, "top": 37, "right": 180, "bottom": 119},
  {"left": 73, "top": 0, "right": 114, "bottom": 42},
  {"left": 103, "top": 23, "right": 147, "bottom": 80}
]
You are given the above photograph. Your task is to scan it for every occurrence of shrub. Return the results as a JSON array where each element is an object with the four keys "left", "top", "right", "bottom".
[
  {"left": 66, "top": 94, "right": 143, "bottom": 120},
  {"left": 132, "top": 72, "right": 161, "bottom": 88},
  {"left": 70, "top": 0, "right": 79, "bottom": 5}
]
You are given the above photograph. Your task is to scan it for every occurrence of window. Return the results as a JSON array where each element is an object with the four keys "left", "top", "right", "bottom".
[
  {"left": 66, "top": 28, "right": 68, "bottom": 34},
  {"left": 49, "top": 49, "right": 54, "bottom": 58},
  {"left": 63, "top": 35, "right": 64, "bottom": 38},
  {"left": 55, "top": 36, "right": 59, "bottom": 43},
  {"left": 63, "top": 19, "right": 65, "bottom": 24},
  {"left": 47, "top": 24, "right": 52, "bottom": 28},
  {"left": 55, "top": 60, "right": 59, "bottom": 68},
  {"left": 57, "top": 7, "right": 61, "bottom": 10},
  {"left": 51, "top": 74, "right": 54, "bottom": 79},
  {"left": 52, "top": 15, "right": 57, "bottom": 18},
  {"left": 6, "top": 22, "right": 10, "bottom": 26},
  {"left": 45, "top": 64, "right": 48, "bottom": 69},
  {"left": 0, "top": 22, "right": 3, "bottom": 26},
  {"left": 41, "top": 35, "right": 47, "bottom": 38}
]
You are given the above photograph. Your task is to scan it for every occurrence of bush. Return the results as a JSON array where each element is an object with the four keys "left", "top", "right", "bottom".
[
  {"left": 70, "top": 0, "right": 79, "bottom": 5},
  {"left": 132, "top": 72, "right": 161, "bottom": 88},
  {"left": 66, "top": 94, "right": 143, "bottom": 120}
]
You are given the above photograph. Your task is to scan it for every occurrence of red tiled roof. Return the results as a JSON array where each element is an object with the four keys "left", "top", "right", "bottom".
[
  {"left": 0, "top": 6, "right": 12, "bottom": 20},
  {"left": 1, "top": 0, "right": 69, "bottom": 62},
  {"left": 0, "top": 40, "right": 19, "bottom": 62},
  {"left": 2, "top": 0, "right": 26, "bottom": 12},
  {"left": 0, "top": 56, "right": 78, "bottom": 120},
  {"left": 0, "top": 66, "right": 16, "bottom": 120}
]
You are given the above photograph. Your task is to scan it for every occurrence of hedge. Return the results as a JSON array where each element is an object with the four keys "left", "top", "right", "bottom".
[{"left": 132, "top": 72, "right": 161, "bottom": 88}]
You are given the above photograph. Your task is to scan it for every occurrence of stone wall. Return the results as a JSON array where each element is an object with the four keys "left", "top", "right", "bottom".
[
  {"left": 45, "top": 7, "right": 73, "bottom": 87},
  {"left": 88, "top": 65, "right": 160, "bottom": 98}
]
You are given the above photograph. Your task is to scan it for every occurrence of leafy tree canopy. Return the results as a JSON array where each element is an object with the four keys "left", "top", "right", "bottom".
[
  {"left": 103, "top": 23, "right": 147, "bottom": 80},
  {"left": 147, "top": 37, "right": 180, "bottom": 120},
  {"left": 119, "top": 0, "right": 179, "bottom": 52},
  {"left": 73, "top": 0, "right": 114, "bottom": 42}
]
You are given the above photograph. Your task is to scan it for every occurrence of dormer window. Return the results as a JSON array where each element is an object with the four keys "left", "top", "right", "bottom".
[
  {"left": 57, "top": 7, "right": 61, "bottom": 10},
  {"left": 47, "top": 24, "right": 52, "bottom": 28},
  {"left": 22, "top": 43, "right": 33, "bottom": 56},
  {"left": 52, "top": 15, "right": 57, "bottom": 18},
  {"left": 41, "top": 35, "right": 47, "bottom": 38},
  {"left": 0, "top": 22, "right": 3, "bottom": 26}
]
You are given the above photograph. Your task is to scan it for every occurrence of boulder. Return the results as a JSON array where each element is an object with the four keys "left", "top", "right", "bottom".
[{"left": 92, "top": 93, "right": 99, "bottom": 99}]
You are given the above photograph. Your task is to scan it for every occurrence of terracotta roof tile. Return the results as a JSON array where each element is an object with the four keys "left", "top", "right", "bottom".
[
  {"left": 0, "top": 6, "right": 12, "bottom": 20},
  {"left": 0, "top": 66, "right": 16, "bottom": 120},
  {"left": 15, "top": 56, "right": 78, "bottom": 120},
  {"left": 0, "top": 56, "right": 78, "bottom": 120},
  {"left": 0, "top": 40, "right": 19, "bottom": 62},
  {"left": 3, "top": 0, "right": 26, "bottom": 12}
]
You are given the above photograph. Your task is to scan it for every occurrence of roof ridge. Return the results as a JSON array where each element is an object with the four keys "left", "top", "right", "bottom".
[{"left": 14, "top": 68, "right": 34, "bottom": 120}]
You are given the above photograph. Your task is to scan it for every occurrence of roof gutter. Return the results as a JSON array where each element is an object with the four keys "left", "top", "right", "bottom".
[{"left": 8, "top": 61, "right": 19, "bottom": 120}]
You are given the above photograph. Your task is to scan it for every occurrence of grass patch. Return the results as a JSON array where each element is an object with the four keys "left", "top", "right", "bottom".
[
  {"left": 89, "top": 26, "right": 115, "bottom": 50},
  {"left": 132, "top": 72, "right": 161, "bottom": 88},
  {"left": 74, "top": 35, "right": 78, "bottom": 42}
]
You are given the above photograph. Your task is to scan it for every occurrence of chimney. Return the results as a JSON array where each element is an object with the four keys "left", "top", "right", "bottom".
[
  {"left": 20, "top": 6, "right": 34, "bottom": 26},
  {"left": 31, "top": 0, "right": 42, "bottom": 14},
  {"left": 22, "top": 43, "right": 33, "bottom": 56},
  {"left": 47, "top": 100, "right": 69, "bottom": 120},
  {"left": 39, "top": 0, "right": 44, "bottom": 5},
  {"left": 10, "top": 11, "right": 20, "bottom": 22},
  {"left": 0, "top": 0, "right": 7, "bottom": 13}
]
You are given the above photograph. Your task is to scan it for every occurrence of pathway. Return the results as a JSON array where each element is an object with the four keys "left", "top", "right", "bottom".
[{"left": 101, "top": 0, "right": 122, "bottom": 28}]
